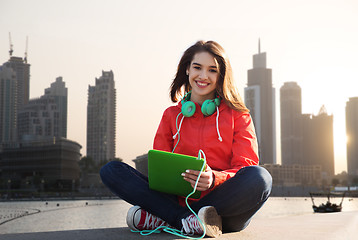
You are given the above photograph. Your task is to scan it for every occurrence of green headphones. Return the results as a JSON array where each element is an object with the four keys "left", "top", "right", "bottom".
[{"left": 181, "top": 91, "right": 221, "bottom": 117}]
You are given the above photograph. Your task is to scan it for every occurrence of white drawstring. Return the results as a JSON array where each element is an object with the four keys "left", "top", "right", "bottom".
[
  {"left": 173, "top": 106, "right": 223, "bottom": 145},
  {"left": 173, "top": 113, "right": 185, "bottom": 140},
  {"left": 216, "top": 106, "right": 223, "bottom": 142}
]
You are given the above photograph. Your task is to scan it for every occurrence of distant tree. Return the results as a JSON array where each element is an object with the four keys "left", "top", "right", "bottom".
[
  {"left": 91, "top": 157, "right": 124, "bottom": 173},
  {"left": 79, "top": 156, "right": 96, "bottom": 174},
  {"left": 113, "top": 157, "right": 123, "bottom": 162},
  {"left": 341, "top": 179, "right": 348, "bottom": 186},
  {"left": 79, "top": 156, "right": 123, "bottom": 174},
  {"left": 331, "top": 178, "right": 340, "bottom": 187}
]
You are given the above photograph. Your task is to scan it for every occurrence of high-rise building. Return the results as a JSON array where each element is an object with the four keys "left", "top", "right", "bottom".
[
  {"left": 301, "top": 114, "right": 313, "bottom": 166},
  {"left": 87, "top": 70, "right": 116, "bottom": 164},
  {"left": 302, "top": 106, "right": 335, "bottom": 177},
  {"left": 346, "top": 97, "right": 358, "bottom": 176},
  {"left": 44, "top": 77, "right": 68, "bottom": 138},
  {"left": 0, "top": 65, "right": 17, "bottom": 144},
  {"left": 245, "top": 41, "right": 276, "bottom": 164},
  {"left": 280, "top": 82, "right": 302, "bottom": 165},
  {"left": 4, "top": 56, "right": 30, "bottom": 111},
  {"left": 17, "top": 77, "right": 68, "bottom": 140}
]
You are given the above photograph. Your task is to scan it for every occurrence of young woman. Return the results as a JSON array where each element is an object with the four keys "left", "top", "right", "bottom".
[{"left": 100, "top": 40, "right": 272, "bottom": 237}]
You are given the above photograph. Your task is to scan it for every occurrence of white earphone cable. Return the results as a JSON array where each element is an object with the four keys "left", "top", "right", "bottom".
[{"left": 216, "top": 106, "right": 222, "bottom": 142}]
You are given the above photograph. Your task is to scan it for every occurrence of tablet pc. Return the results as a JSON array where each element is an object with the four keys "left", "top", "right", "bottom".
[{"left": 147, "top": 149, "right": 205, "bottom": 199}]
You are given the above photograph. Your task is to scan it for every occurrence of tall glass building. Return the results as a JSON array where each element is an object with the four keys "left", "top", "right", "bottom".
[
  {"left": 0, "top": 65, "right": 17, "bottom": 143},
  {"left": 280, "top": 82, "right": 302, "bottom": 165},
  {"left": 1, "top": 55, "right": 30, "bottom": 145},
  {"left": 87, "top": 71, "right": 116, "bottom": 164},
  {"left": 4, "top": 56, "right": 30, "bottom": 111},
  {"left": 245, "top": 41, "right": 276, "bottom": 164},
  {"left": 346, "top": 97, "right": 358, "bottom": 176}
]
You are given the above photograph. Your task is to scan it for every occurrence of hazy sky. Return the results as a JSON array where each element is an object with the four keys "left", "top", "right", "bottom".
[{"left": 1, "top": 0, "right": 358, "bottom": 174}]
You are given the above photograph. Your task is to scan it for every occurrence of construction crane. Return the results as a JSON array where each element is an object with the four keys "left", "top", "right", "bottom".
[
  {"left": 24, "top": 36, "right": 28, "bottom": 63},
  {"left": 9, "top": 32, "right": 13, "bottom": 57}
]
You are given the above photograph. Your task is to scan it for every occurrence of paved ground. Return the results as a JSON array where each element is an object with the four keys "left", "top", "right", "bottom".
[
  {"left": 1, "top": 210, "right": 357, "bottom": 240},
  {"left": 1, "top": 198, "right": 357, "bottom": 240}
]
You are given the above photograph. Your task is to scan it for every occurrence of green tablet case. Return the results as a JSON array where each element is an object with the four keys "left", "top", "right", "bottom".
[{"left": 147, "top": 150, "right": 205, "bottom": 199}]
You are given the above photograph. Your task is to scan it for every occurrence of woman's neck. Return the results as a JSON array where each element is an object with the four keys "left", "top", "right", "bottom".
[{"left": 190, "top": 92, "right": 215, "bottom": 106}]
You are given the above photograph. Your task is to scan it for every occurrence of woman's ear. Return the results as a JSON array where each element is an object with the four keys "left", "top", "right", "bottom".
[
  {"left": 186, "top": 62, "right": 192, "bottom": 75},
  {"left": 185, "top": 63, "right": 190, "bottom": 75}
]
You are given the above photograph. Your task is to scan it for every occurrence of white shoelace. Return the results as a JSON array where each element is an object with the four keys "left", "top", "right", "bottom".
[
  {"left": 181, "top": 214, "right": 203, "bottom": 235},
  {"left": 143, "top": 211, "right": 167, "bottom": 229}
]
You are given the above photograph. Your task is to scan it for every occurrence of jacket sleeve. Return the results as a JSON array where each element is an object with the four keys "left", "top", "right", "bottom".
[
  {"left": 153, "top": 108, "right": 175, "bottom": 152},
  {"left": 211, "top": 112, "right": 259, "bottom": 188}
]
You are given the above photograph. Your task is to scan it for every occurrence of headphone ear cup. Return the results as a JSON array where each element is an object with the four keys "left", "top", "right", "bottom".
[
  {"left": 201, "top": 100, "right": 216, "bottom": 116},
  {"left": 201, "top": 100, "right": 209, "bottom": 116},
  {"left": 214, "top": 97, "right": 221, "bottom": 106},
  {"left": 181, "top": 101, "right": 196, "bottom": 117}
]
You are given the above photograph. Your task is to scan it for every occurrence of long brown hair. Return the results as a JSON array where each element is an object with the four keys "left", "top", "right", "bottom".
[{"left": 170, "top": 40, "right": 248, "bottom": 112}]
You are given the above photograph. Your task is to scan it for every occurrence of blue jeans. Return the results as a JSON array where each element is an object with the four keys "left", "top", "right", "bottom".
[{"left": 100, "top": 161, "right": 272, "bottom": 232}]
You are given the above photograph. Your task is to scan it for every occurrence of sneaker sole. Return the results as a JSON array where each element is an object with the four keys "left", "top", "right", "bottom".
[
  {"left": 126, "top": 205, "right": 141, "bottom": 231},
  {"left": 198, "top": 206, "right": 222, "bottom": 238}
]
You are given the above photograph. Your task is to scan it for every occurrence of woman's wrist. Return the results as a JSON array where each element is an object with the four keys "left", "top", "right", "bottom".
[{"left": 210, "top": 172, "right": 215, "bottom": 189}]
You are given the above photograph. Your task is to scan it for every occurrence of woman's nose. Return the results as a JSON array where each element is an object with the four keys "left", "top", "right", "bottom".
[{"left": 199, "top": 70, "right": 208, "bottom": 79}]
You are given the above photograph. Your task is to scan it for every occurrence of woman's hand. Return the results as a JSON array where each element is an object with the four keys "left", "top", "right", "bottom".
[{"left": 182, "top": 165, "right": 214, "bottom": 192}]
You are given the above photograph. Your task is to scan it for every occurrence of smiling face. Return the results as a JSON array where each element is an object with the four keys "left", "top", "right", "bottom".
[{"left": 187, "top": 51, "right": 219, "bottom": 105}]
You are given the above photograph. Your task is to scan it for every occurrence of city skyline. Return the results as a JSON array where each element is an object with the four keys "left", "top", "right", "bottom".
[{"left": 1, "top": 0, "right": 358, "bottom": 174}]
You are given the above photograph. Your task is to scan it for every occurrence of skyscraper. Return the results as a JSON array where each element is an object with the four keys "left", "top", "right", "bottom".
[
  {"left": 44, "top": 77, "right": 68, "bottom": 138},
  {"left": 4, "top": 56, "right": 30, "bottom": 111},
  {"left": 245, "top": 41, "right": 276, "bottom": 164},
  {"left": 346, "top": 97, "right": 358, "bottom": 176},
  {"left": 302, "top": 106, "right": 335, "bottom": 176},
  {"left": 1, "top": 54, "right": 30, "bottom": 145},
  {"left": 87, "top": 70, "right": 116, "bottom": 164},
  {"left": 17, "top": 77, "right": 68, "bottom": 140},
  {"left": 280, "top": 82, "right": 302, "bottom": 165},
  {"left": 301, "top": 114, "right": 313, "bottom": 167},
  {"left": 0, "top": 65, "right": 17, "bottom": 144}
]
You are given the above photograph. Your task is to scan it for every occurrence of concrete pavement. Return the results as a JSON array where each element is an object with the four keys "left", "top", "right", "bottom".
[{"left": 1, "top": 210, "right": 357, "bottom": 240}]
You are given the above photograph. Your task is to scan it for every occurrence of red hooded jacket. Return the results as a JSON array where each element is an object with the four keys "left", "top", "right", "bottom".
[{"left": 153, "top": 100, "right": 259, "bottom": 202}]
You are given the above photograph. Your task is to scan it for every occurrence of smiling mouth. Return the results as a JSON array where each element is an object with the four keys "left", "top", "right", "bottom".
[{"left": 195, "top": 81, "right": 209, "bottom": 87}]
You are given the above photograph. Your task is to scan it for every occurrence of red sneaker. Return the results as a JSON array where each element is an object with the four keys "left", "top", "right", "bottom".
[
  {"left": 181, "top": 206, "right": 222, "bottom": 237},
  {"left": 126, "top": 206, "right": 169, "bottom": 231}
]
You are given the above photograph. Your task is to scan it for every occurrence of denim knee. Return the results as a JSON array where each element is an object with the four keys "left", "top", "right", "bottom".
[
  {"left": 99, "top": 161, "right": 125, "bottom": 184},
  {"left": 252, "top": 166, "right": 272, "bottom": 201},
  {"left": 237, "top": 166, "right": 272, "bottom": 201}
]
